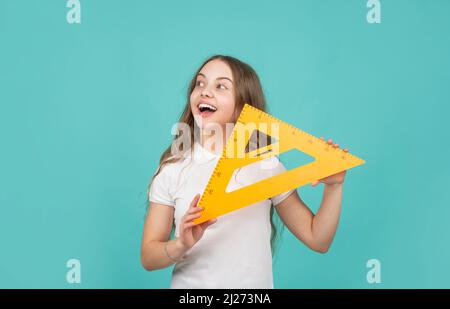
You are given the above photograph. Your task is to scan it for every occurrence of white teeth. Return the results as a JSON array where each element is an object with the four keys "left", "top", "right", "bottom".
[{"left": 198, "top": 103, "right": 217, "bottom": 111}]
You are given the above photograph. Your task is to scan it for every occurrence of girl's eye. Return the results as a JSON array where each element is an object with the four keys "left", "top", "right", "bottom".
[
  {"left": 196, "top": 80, "right": 205, "bottom": 87},
  {"left": 217, "top": 84, "right": 227, "bottom": 90}
]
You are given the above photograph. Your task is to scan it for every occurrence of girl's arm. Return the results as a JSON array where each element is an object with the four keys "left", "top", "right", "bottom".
[
  {"left": 141, "top": 195, "right": 217, "bottom": 271},
  {"left": 276, "top": 137, "right": 347, "bottom": 253},
  {"left": 275, "top": 183, "right": 343, "bottom": 253},
  {"left": 141, "top": 202, "right": 188, "bottom": 271}
]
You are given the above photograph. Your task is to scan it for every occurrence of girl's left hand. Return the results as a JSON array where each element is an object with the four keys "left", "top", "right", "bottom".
[{"left": 311, "top": 136, "right": 348, "bottom": 187}]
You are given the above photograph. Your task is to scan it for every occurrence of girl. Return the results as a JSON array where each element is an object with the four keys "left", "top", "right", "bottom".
[{"left": 141, "top": 55, "right": 349, "bottom": 289}]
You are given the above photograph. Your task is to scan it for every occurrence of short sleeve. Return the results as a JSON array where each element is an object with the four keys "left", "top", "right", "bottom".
[
  {"left": 267, "top": 156, "right": 296, "bottom": 207},
  {"left": 148, "top": 165, "right": 175, "bottom": 207}
]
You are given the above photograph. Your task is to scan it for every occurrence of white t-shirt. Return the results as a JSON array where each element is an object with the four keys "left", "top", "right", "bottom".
[{"left": 148, "top": 141, "right": 295, "bottom": 289}]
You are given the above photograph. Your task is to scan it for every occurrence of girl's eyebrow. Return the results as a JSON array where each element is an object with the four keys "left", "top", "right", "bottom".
[{"left": 197, "top": 73, "right": 233, "bottom": 83}]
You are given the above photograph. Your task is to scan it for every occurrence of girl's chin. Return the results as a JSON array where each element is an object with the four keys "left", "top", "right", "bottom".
[
  {"left": 194, "top": 112, "right": 217, "bottom": 122},
  {"left": 199, "top": 110, "right": 217, "bottom": 118},
  {"left": 194, "top": 115, "right": 226, "bottom": 129}
]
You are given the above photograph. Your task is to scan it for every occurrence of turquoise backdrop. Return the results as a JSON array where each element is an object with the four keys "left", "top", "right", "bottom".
[{"left": 1, "top": 0, "right": 449, "bottom": 288}]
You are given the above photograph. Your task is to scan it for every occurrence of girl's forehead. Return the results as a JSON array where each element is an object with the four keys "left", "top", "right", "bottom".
[{"left": 199, "top": 60, "right": 233, "bottom": 80}]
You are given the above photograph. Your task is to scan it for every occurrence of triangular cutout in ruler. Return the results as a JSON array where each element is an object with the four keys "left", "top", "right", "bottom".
[
  {"left": 194, "top": 103, "right": 365, "bottom": 224},
  {"left": 244, "top": 129, "right": 278, "bottom": 153}
]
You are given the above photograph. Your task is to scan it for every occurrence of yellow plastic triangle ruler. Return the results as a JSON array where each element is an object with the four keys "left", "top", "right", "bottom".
[{"left": 194, "top": 103, "right": 365, "bottom": 224}]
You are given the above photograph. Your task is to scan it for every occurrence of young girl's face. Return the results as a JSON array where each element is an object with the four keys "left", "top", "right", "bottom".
[{"left": 190, "top": 59, "right": 235, "bottom": 130}]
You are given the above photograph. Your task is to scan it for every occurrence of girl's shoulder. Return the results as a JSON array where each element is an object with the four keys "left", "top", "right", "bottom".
[
  {"left": 155, "top": 159, "right": 188, "bottom": 176},
  {"left": 153, "top": 151, "right": 194, "bottom": 179},
  {"left": 149, "top": 155, "right": 193, "bottom": 203}
]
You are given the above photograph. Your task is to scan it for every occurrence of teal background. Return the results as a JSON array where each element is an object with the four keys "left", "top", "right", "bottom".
[{"left": 1, "top": 0, "right": 449, "bottom": 288}]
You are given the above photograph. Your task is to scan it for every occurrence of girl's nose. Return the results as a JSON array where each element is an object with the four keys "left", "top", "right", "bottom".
[{"left": 201, "top": 88, "right": 213, "bottom": 98}]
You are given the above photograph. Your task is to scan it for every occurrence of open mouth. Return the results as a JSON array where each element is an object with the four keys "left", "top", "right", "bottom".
[{"left": 198, "top": 103, "right": 217, "bottom": 116}]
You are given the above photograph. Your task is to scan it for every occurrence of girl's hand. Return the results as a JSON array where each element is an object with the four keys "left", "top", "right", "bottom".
[
  {"left": 178, "top": 194, "right": 217, "bottom": 250},
  {"left": 311, "top": 136, "right": 349, "bottom": 187}
]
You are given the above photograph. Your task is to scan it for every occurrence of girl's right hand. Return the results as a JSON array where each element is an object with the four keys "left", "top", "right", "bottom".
[{"left": 178, "top": 193, "right": 217, "bottom": 250}]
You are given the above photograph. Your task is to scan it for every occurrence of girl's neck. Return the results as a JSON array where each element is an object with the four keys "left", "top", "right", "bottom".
[{"left": 199, "top": 130, "right": 231, "bottom": 156}]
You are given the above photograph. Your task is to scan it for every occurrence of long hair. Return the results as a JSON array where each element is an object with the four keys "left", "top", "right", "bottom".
[{"left": 146, "top": 55, "right": 284, "bottom": 255}]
